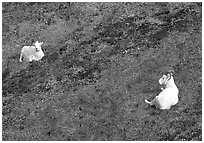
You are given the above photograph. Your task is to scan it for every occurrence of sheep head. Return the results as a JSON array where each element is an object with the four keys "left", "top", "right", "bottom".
[
  {"left": 159, "top": 70, "right": 175, "bottom": 85},
  {"left": 34, "top": 41, "right": 43, "bottom": 52}
]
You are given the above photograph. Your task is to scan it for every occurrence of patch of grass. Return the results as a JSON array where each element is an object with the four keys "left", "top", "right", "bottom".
[{"left": 2, "top": 2, "right": 202, "bottom": 141}]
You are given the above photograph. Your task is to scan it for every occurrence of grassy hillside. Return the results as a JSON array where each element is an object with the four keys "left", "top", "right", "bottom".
[{"left": 2, "top": 2, "right": 202, "bottom": 141}]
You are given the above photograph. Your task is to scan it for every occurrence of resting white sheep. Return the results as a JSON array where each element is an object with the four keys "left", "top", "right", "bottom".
[
  {"left": 19, "top": 41, "right": 44, "bottom": 62},
  {"left": 145, "top": 70, "right": 179, "bottom": 110}
]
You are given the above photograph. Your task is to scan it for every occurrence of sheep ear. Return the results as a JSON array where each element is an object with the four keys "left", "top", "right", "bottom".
[
  {"left": 166, "top": 73, "right": 171, "bottom": 81},
  {"left": 169, "top": 70, "right": 175, "bottom": 75}
]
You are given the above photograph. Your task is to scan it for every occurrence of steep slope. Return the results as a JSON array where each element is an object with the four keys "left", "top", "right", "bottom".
[{"left": 2, "top": 2, "right": 202, "bottom": 141}]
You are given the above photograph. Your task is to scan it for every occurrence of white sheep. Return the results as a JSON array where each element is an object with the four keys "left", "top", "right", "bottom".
[
  {"left": 145, "top": 70, "right": 179, "bottom": 110},
  {"left": 19, "top": 41, "right": 44, "bottom": 62}
]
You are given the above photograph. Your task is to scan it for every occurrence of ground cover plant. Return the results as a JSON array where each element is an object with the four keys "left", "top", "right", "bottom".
[{"left": 2, "top": 2, "right": 202, "bottom": 141}]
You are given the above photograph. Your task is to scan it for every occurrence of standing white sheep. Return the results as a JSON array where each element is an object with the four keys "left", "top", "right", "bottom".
[
  {"left": 145, "top": 70, "right": 179, "bottom": 110},
  {"left": 19, "top": 41, "right": 44, "bottom": 62}
]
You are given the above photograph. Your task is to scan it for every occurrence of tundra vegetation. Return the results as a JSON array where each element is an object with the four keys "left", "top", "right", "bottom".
[{"left": 2, "top": 2, "right": 202, "bottom": 141}]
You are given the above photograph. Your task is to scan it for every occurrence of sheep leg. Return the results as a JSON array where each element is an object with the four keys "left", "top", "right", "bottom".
[
  {"left": 19, "top": 52, "right": 23, "bottom": 62},
  {"left": 145, "top": 99, "right": 153, "bottom": 105}
]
